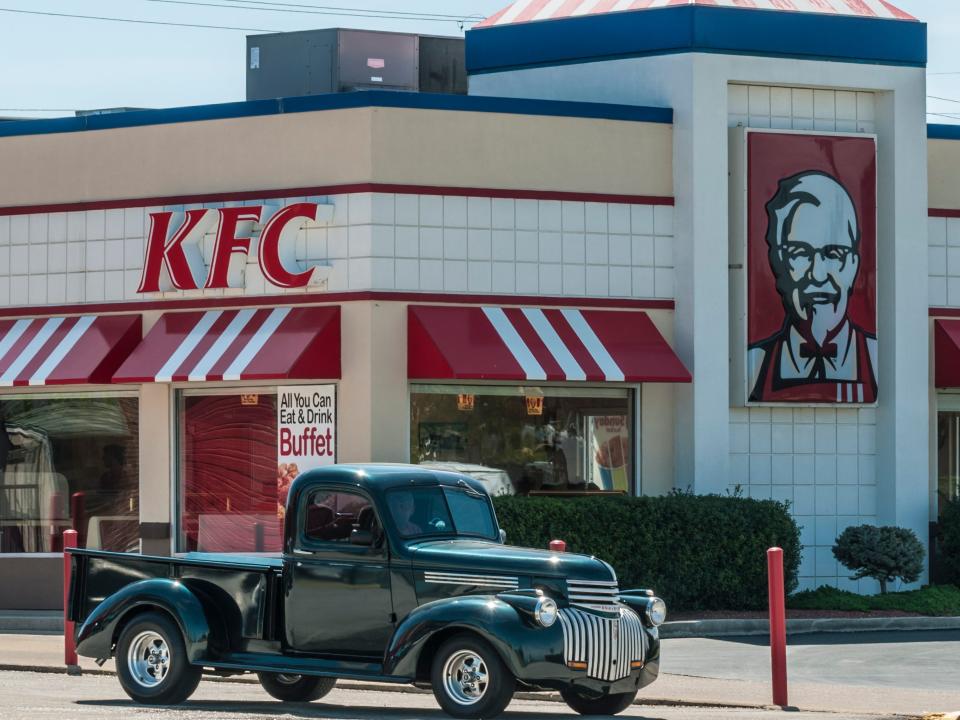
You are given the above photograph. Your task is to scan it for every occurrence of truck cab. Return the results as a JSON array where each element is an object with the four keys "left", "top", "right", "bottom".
[{"left": 68, "top": 465, "right": 666, "bottom": 718}]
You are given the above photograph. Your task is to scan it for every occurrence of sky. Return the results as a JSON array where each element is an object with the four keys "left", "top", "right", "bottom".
[{"left": 0, "top": 0, "right": 959, "bottom": 123}]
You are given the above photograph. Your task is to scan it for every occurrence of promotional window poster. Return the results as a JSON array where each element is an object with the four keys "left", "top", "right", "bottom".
[{"left": 746, "top": 131, "right": 878, "bottom": 405}]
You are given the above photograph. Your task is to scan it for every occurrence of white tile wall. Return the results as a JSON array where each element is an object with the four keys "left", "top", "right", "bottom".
[
  {"left": 730, "top": 407, "right": 879, "bottom": 593},
  {"left": 729, "top": 84, "right": 880, "bottom": 594},
  {"left": 0, "top": 193, "right": 675, "bottom": 306},
  {"left": 928, "top": 215, "right": 960, "bottom": 307},
  {"left": 729, "top": 84, "right": 877, "bottom": 134}
]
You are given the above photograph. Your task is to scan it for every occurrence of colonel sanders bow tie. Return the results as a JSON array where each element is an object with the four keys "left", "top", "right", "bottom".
[{"left": 799, "top": 341, "right": 838, "bottom": 380}]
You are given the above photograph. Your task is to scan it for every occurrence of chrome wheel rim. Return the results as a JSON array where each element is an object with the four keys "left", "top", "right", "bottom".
[
  {"left": 442, "top": 650, "right": 489, "bottom": 706},
  {"left": 275, "top": 674, "right": 302, "bottom": 685},
  {"left": 127, "top": 631, "right": 170, "bottom": 688}
]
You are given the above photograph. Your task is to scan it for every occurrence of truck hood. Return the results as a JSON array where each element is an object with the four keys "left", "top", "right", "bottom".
[{"left": 409, "top": 539, "right": 616, "bottom": 582}]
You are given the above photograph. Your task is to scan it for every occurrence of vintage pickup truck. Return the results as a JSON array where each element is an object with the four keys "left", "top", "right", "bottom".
[{"left": 67, "top": 464, "right": 666, "bottom": 718}]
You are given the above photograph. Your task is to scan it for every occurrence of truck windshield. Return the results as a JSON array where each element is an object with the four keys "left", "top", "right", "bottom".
[{"left": 386, "top": 486, "right": 498, "bottom": 540}]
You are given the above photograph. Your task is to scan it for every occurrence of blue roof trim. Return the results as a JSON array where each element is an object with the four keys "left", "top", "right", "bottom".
[
  {"left": 0, "top": 90, "right": 671, "bottom": 138},
  {"left": 929, "top": 124, "right": 960, "bottom": 140},
  {"left": 466, "top": 6, "right": 927, "bottom": 74}
]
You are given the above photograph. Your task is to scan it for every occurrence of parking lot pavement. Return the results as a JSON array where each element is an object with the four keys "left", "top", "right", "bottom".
[
  {"left": 0, "top": 670, "right": 906, "bottom": 720},
  {"left": 2, "top": 632, "right": 958, "bottom": 717},
  {"left": 658, "top": 631, "right": 960, "bottom": 716}
]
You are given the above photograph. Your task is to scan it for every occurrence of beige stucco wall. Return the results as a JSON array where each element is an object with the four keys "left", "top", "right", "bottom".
[
  {"left": 929, "top": 139, "right": 960, "bottom": 210},
  {"left": 0, "top": 107, "right": 672, "bottom": 209},
  {"left": 370, "top": 107, "right": 673, "bottom": 198}
]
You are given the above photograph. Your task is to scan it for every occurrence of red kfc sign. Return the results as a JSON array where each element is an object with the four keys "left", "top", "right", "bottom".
[
  {"left": 137, "top": 202, "right": 321, "bottom": 293},
  {"left": 746, "top": 132, "right": 877, "bottom": 405}
]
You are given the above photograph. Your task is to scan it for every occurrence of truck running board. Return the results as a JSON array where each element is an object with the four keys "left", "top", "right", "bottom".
[{"left": 199, "top": 652, "right": 412, "bottom": 684}]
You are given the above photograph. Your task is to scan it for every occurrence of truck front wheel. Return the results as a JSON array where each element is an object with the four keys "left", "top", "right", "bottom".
[
  {"left": 430, "top": 634, "right": 515, "bottom": 719},
  {"left": 115, "top": 611, "right": 202, "bottom": 705},
  {"left": 560, "top": 687, "right": 638, "bottom": 715},
  {"left": 257, "top": 673, "right": 336, "bottom": 702}
]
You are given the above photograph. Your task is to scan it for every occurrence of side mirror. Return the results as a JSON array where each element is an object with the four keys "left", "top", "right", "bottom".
[
  {"left": 350, "top": 529, "right": 374, "bottom": 546},
  {"left": 499, "top": 528, "right": 507, "bottom": 544}
]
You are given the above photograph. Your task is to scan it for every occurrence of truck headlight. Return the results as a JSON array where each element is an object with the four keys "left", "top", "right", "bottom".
[
  {"left": 645, "top": 597, "right": 667, "bottom": 626},
  {"left": 534, "top": 597, "right": 558, "bottom": 627}
]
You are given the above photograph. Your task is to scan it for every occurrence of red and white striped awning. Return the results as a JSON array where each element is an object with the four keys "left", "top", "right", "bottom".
[
  {"left": 113, "top": 306, "right": 340, "bottom": 383},
  {"left": 408, "top": 305, "right": 690, "bottom": 383},
  {"left": 0, "top": 315, "right": 141, "bottom": 387},
  {"left": 477, "top": 0, "right": 915, "bottom": 27}
]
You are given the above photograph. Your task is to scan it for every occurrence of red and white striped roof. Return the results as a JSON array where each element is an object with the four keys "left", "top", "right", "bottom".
[
  {"left": 0, "top": 315, "right": 141, "bottom": 387},
  {"left": 112, "top": 306, "right": 340, "bottom": 383},
  {"left": 408, "top": 305, "right": 690, "bottom": 383},
  {"left": 477, "top": 0, "right": 915, "bottom": 27}
]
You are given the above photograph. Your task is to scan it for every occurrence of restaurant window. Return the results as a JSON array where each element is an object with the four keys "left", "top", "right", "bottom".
[
  {"left": 178, "top": 391, "right": 280, "bottom": 553},
  {"left": 937, "top": 409, "right": 960, "bottom": 516},
  {"left": 0, "top": 394, "right": 139, "bottom": 554},
  {"left": 410, "top": 385, "right": 635, "bottom": 496}
]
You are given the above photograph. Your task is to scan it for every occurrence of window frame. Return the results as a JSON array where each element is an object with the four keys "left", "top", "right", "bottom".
[
  {"left": 408, "top": 382, "right": 640, "bottom": 496},
  {"left": 296, "top": 485, "right": 383, "bottom": 555},
  {"left": 0, "top": 388, "right": 140, "bottom": 558}
]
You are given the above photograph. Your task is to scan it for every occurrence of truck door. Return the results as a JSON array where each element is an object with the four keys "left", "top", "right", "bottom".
[{"left": 284, "top": 487, "right": 394, "bottom": 658}]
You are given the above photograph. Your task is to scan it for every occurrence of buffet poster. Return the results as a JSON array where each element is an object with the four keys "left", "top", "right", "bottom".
[{"left": 277, "top": 385, "right": 336, "bottom": 518}]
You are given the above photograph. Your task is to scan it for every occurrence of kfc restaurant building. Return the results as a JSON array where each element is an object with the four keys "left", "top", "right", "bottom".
[{"left": 0, "top": 0, "right": 954, "bottom": 609}]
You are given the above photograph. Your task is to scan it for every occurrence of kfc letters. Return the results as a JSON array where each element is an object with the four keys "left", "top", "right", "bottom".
[{"left": 137, "top": 202, "right": 324, "bottom": 293}]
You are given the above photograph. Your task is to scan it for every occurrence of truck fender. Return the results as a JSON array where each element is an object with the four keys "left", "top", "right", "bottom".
[
  {"left": 383, "top": 595, "right": 563, "bottom": 681},
  {"left": 75, "top": 578, "right": 213, "bottom": 664}
]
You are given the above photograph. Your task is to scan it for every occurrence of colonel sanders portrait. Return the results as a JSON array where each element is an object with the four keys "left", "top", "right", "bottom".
[{"left": 748, "top": 171, "right": 878, "bottom": 404}]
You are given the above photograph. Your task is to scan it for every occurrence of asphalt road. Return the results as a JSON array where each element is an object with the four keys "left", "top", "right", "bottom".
[{"left": 0, "top": 670, "right": 905, "bottom": 720}]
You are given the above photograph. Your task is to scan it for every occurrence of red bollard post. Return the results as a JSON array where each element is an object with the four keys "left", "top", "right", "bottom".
[
  {"left": 549, "top": 539, "right": 566, "bottom": 552},
  {"left": 63, "top": 529, "right": 80, "bottom": 675},
  {"left": 767, "top": 547, "right": 788, "bottom": 707}
]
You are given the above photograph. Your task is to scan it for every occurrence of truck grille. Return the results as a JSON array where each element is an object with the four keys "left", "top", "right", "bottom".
[
  {"left": 566, "top": 579, "right": 621, "bottom": 612},
  {"left": 557, "top": 607, "right": 646, "bottom": 682}
]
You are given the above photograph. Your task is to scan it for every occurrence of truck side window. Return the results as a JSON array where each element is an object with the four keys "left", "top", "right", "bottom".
[{"left": 303, "top": 489, "right": 377, "bottom": 544}]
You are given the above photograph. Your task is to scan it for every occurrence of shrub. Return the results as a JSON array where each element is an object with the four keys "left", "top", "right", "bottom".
[
  {"left": 789, "top": 584, "right": 960, "bottom": 616},
  {"left": 832, "top": 525, "right": 924, "bottom": 594},
  {"left": 492, "top": 492, "right": 801, "bottom": 612},
  {"left": 939, "top": 499, "right": 960, "bottom": 585}
]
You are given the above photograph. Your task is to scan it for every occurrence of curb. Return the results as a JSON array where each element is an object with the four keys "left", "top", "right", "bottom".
[
  {"left": 0, "top": 664, "right": 762, "bottom": 711},
  {"left": 659, "top": 615, "right": 960, "bottom": 638},
  {"left": 7, "top": 613, "right": 960, "bottom": 639},
  {"left": 0, "top": 612, "right": 62, "bottom": 634}
]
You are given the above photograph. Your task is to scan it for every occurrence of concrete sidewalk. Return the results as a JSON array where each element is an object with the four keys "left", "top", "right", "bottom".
[{"left": 2, "top": 632, "right": 958, "bottom": 716}]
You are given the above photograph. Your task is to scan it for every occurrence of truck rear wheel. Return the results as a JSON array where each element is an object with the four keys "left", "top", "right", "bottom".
[
  {"left": 257, "top": 673, "right": 336, "bottom": 702},
  {"left": 430, "top": 633, "right": 515, "bottom": 719},
  {"left": 115, "top": 611, "right": 202, "bottom": 705},
  {"left": 560, "top": 687, "right": 638, "bottom": 715}
]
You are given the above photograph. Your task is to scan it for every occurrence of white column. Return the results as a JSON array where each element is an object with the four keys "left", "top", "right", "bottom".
[
  {"left": 670, "top": 56, "right": 732, "bottom": 494},
  {"left": 874, "top": 81, "right": 931, "bottom": 584}
]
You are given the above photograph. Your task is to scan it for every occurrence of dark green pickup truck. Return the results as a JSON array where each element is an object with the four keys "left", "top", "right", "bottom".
[{"left": 67, "top": 464, "right": 665, "bottom": 718}]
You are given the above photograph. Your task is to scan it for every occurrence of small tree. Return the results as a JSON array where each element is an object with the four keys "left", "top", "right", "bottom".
[{"left": 832, "top": 525, "right": 924, "bottom": 594}]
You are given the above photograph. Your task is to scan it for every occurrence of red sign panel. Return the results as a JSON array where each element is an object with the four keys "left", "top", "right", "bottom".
[{"left": 746, "top": 132, "right": 877, "bottom": 405}]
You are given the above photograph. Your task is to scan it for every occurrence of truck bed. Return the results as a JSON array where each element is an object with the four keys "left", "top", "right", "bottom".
[{"left": 68, "top": 548, "right": 284, "bottom": 647}]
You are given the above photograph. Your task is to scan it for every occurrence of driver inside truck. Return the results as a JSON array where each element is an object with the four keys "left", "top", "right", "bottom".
[{"left": 388, "top": 491, "right": 422, "bottom": 536}]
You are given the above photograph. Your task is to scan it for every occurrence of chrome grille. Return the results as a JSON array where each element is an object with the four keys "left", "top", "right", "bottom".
[
  {"left": 558, "top": 607, "right": 646, "bottom": 682},
  {"left": 566, "top": 579, "right": 621, "bottom": 612}
]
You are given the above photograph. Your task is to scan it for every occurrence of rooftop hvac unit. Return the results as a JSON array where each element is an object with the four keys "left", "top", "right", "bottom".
[{"left": 246, "top": 28, "right": 465, "bottom": 100}]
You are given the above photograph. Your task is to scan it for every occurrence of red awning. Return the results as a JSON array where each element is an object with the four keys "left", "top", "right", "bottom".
[
  {"left": 935, "top": 319, "right": 960, "bottom": 387},
  {"left": 408, "top": 305, "right": 690, "bottom": 383},
  {"left": 113, "top": 306, "right": 339, "bottom": 383},
  {"left": 0, "top": 314, "right": 141, "bottom": 387}
]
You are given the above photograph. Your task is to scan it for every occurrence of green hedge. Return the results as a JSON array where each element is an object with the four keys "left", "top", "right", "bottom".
[
  {"left": 493, "top": 492, "right": 801, "bottom": 612},
  {"left": 939, "top": 499, "right": 960, "bottom": 585}
]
